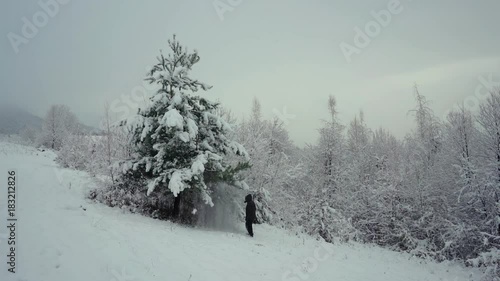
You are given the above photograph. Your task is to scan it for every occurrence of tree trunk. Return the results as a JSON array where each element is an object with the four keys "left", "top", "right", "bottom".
[{"left": 173, "top": 193, "right": 181, "bottom": 219}]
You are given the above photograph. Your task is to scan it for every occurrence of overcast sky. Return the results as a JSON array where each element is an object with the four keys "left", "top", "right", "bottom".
[{"left": 2, "top": 0, "right": 499, "bottom": 146}]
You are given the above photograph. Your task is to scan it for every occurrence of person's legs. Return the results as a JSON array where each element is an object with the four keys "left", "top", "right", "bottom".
[{"left": 245, "top": 220, "right": 254, "bottom": 237}]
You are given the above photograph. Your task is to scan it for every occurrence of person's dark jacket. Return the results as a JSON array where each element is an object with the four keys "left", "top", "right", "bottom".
[{"left": 244, "top": 194, "right": 256, "bottom": 223}]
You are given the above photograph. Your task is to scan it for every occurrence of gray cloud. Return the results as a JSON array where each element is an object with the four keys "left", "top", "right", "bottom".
[{"left": 2, "top": 0, "right": 499, "bottom": 146}]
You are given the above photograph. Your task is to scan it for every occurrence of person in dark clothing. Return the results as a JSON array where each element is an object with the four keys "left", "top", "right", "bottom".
[{"left": 244, "top": 194, "right": 256, "bottom": 237}]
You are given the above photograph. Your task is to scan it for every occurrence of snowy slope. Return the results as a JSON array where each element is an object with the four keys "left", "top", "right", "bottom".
[{"left": 0, "top": 142, "right": 481, "bottom": 281}]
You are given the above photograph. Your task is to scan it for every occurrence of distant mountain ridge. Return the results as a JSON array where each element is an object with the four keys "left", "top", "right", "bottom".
[
  {"left": 0, "top": 104, "right": 101, "bottom": 135},
  {"left": 0, "top": 104, "right": 43, "bottom": 134}
]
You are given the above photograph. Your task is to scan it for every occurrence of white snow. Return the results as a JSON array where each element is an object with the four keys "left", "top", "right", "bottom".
[
  {"left": 178, "top": 131, "right": 190, "bottom": 142},
  {"left": 145, "top": 158, "right": 152, "bottom": 172},
  {"left": 161, "top": 108, "right": 184, "bottom": 130},
  {"left": 140, "top": 119, "right": 152, "bottom": 141},
  {"left": 186, "top": 118, "right": 199, "bottom": 139},
  {"left": 191, "top": 154, "right": 207, "bottom": 174},
  {"left": 171, "top": 92, "right": 183, "bottom": 106},
  {"left": 146, "top": 178, "right": 159, "bottom": 196},
  {"left": 0, "top": 142, "right": 483, "bottom": 281},
  {"left": 168, "top": 169, "right": 187, "bottom": 197}
]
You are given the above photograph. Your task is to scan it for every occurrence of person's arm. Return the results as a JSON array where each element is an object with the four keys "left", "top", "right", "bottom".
[
  {"left": 251, "top": 203, "right": 257, "bottom": 223},
  {"left": 245, "top": 204, "right": 250, "bottom": 221}
]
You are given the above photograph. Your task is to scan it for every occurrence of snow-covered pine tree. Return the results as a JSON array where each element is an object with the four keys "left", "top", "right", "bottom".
[{"left": 120, "top": 35, "right": 248, "bottom": 221}]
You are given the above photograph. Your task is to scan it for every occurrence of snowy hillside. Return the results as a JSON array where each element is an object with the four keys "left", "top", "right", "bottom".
[{"left": 0, "top": 142, "right": 482, "bottom": 281}]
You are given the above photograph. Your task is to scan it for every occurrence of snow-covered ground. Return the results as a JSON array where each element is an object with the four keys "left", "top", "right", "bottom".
[{"left": 0, "top": 142, "right": 482, "bottom": 281}]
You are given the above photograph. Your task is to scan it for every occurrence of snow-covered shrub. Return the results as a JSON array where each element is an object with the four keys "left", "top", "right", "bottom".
[
  {"left": 57, "top": 133, "right": 96, "bottom": 170},
  {"left": 0, "top": 133, "right": 32, "bottom": 146},
  {"left": 91, "top": 175, "right": 172, "bottom": 217},
  {"left": 306, "top": 199, "right": 358, "bottom": 243},
  {"left": 55, "top": 116, "right": 132, "bottom": 182},
  {"left": 19, "top": 125, "right": 40, "bottom": 145},
  {"left": 467, "top": 248, "right": 500, "bottom": 281}
]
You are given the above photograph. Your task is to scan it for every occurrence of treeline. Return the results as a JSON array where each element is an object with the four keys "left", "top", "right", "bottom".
[{"left": 239, "top": 88, "right": 500, "bottom": 277}]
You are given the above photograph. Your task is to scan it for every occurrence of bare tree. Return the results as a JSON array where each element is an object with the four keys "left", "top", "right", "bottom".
[
  {"left": 103, "top": 102, "right": 115, "bottom": 182},
  {"left": 38, "top": 105, "right": 79, "bottom": 150},
  {"left": 477, "top": 89, "right": 500, "bottom": 236}
]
